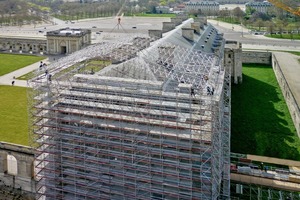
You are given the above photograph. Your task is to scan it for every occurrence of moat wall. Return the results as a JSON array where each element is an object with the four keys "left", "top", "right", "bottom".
[{"left": 0, "top": 142, "right": 35, "bottom": 199}]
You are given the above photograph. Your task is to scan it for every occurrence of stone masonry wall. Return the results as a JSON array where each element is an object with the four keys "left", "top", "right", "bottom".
[
  {"left": 272, "top": 55, "right": 300, "bottom": 137},
  {"left": 0, "top": 142, "right": 35, "bottom": 199},
  {"left": 242, "top": 51, "right": 272, "bottom": 65}
]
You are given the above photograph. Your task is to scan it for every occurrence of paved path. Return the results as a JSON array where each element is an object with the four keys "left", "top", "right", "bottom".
[
  {"left": 0, "top": 56, "right": 59, "bottom": 87},
  {"left": 272, "top": 52, "right": 300, "bottom": 107},
  {"left": 208, "top": 19, "right": 300, "bottom": 52},
  {"left": 0, "top": 60, "right": 45, "bottom": 87}
]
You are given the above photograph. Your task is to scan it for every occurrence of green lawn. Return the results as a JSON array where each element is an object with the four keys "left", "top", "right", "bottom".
[
  {"left": 17, "top": 71, "right": 36, "bottom": 80},
  {"left": 133, "top": 13, "right": 176, "bottom": 18},
  {"left": 231, "top": 64, "right": 300, "bottom": 160},
  {"left": 0, "top": 85, "right": 29, "bottom": 146},
  {"left": 265, "top": 34, "right": 300, "bottom": 40},
  {"left": 0, "top": 53, "right": 45, "bottom": 76}
]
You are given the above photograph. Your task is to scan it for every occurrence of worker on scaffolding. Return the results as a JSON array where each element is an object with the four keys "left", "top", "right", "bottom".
[
  {"left": 190, "top": 87, "right": 195, "bottom": 97},
  {"left": 48, "top": 74, "right": 52, "bottom": 83}
]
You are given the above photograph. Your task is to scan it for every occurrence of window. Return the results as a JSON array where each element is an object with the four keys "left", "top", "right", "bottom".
[{"left": 7, "top": 155, "right": 18, "bottom": 175}]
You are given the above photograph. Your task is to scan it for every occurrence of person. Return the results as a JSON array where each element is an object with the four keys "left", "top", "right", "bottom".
[
  {"left": 48, "top": 74, "right": 52, "bottom": 82},
  {"left": 207, "top": 86, "right": 215, "bottom": 95},
  {"left": 211, "top": 87, "right": 215, "bottom": 95},
  {"left": 11, "top": 81, "right": 15, "bottom": 86},
  {"left": 260, "top": 162, "right": 264, "bottom": 170},
  {"left": 207, "top": 86, "right": 211, "bottom": 95},
  {"left": 39, "top": 61, "right": 43, "bottom": 69},
  {"left": 190, "top": 87, "right": 195, "bottom": 97},
  {"left": 45, "top": 69, "right": 48, "bottom": 77}
]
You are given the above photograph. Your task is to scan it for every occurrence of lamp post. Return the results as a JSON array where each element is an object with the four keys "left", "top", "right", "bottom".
[{"left": 241, "top": 23, "right": 243, "bottom": 37}]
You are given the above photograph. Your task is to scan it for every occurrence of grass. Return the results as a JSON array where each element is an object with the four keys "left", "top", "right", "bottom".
[
  {"left": 285, "top": 51, "right": 300, "bottom": 56},
  {"left": 231, "top": 64, "right": 300, "bottom": 160},
  {"left": 0, "top": 53, "right": 45, "bottom": 76},
  {"left": 53, "top": 59, "right": 110, "bottom": 79},
  {"left": 0, "top": 85, "right": 29, "bottom": 146},
  {"left": 133, "top": 13, "right": 176, "bottom": 18},
  {"left": 17, "top": 71, "right": 36, "bottom": 80},
  {"left": 265, "top": 34, "right": 300, "bottom": 40}
]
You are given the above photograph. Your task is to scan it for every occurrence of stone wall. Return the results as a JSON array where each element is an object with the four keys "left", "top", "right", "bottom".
[
  {"left": 225, "top": 41, "right": 243, "bottom": 84},
  {"left": 241, "top": 51, "right": 299, "bottom": 136},
  {"left": 0, "top": 142, "right": 35, "bottom": 199},
  {"left": 0, "top": 37, "right": 47, "bottom": 54},
  {"left": 242, "top": 51, "right": 272, "bottom": 65},
  {"left": 272, "top": 55, "right": 300, "bottom": 137}
]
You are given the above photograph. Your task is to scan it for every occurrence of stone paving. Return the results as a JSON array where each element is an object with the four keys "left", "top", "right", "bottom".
[{"left": 272, "top": 52, "right": 300, "bottom": 107}]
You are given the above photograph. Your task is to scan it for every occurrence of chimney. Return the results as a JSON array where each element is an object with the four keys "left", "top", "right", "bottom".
[
  {"left": 191, "top": 22, "right": 201, "bottom": 34},
  {"left": 194, "top": 17, "right": 207, "bottom": 25},
  {"left": 177, "top": 14, "right": 188, "bottom": 22},
  {"left": 162, "top": 22, "right": 176, "bottom": 33},
  {"left": 170, "top": 17, "right": 181, "bottom": 26},
  {"left": 182, "top": 28, "right": 194, "bottom": 41},
  {"left": 149, "top": 30, "right": 162, "bottom": 39}
]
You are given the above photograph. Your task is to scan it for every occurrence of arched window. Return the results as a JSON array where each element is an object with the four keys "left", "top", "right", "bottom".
[{"left": 7, "top": 155, "right": 18, "bottom": 175}]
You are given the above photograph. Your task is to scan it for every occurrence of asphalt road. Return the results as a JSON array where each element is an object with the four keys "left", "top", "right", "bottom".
[
  {"left": 0, "top": 16, "right": 168, "bottom": 37},
  {"left": 208, "top": 19, "right": 300, "bottom": 51}
]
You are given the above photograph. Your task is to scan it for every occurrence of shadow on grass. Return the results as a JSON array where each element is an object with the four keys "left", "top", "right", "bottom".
[{"left": 231, "top": 66, "right": 299, "bottom": 160}]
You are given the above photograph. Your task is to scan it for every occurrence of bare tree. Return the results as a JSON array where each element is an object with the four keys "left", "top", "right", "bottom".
[
  {"left": 254, "top": 19, "right": 265, "bottom": 31},
  {"left": 266, "top": 21, "right": 276, "bottom": 34},
  {"left": 232, "top": 7, "right": 244, "bottom": 20}
]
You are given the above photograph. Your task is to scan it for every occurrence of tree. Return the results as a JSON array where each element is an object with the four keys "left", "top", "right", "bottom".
[
  {"left": 245, "top": 6, "right": 255, "bottom": 15},
  {"left": 250, "top": 11, "right": 271, "bottom": 22},
  {"left": 274, "top": 19, "right": 286, "bottom": 35},
  {"left": 254, "top": 19, "right": 265, "bottom": 31},
  {"left": 266, "top": 21, "right": 276, "bottom": 34},
  {"left": 232, "top": 7, "right": 244, "bottom": 20},
  {"left": 295, "top": 22, "right": 300, "bottom": 34},
  {"left": 218, "top": 9, "right": 230, "bottom": 21}
]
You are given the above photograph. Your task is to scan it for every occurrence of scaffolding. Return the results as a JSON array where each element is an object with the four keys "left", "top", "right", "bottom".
[{"left": 28, "top": 21, "right": 230, "bottom": 200}]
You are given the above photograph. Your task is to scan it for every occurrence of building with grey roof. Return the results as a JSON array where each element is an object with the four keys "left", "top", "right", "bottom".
[
  {"left": 29, "top": 16, "right": 231, "bottom": 199},
  {"left": 184, "top": 1, "right": 220, "bottom": 15},
  {"left": 46, "top": 28, "right": 91, "bottom": 54},
  {"left": 245, "top": 1, "right": 273, "bottom": 13},
  {"left": 0, "top": 28, "right": 91, "bottom": 55}
]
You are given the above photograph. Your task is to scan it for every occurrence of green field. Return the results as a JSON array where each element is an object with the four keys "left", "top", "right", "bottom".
[
  {"left": 0, "top": 53, "right": 44, "bottom": 76},
  {"left": 0, "top": 86, "right": 29, "bottom": 146},
  {"left": 132, "top": 13, "right": 176, "bottom": 18},
  {"left": 231, "top": 64, "right": 299, "bottom": 160},
  {"left": 265, "top": 34, "right": 300, "bottom": 40}
]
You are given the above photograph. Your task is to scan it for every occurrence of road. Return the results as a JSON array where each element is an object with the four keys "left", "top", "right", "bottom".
[
  {"left": 0, "top": 16, "right": 167, "bottom": 37},
  {"left": 208, "top": 19, "right": 300, "bottom": 51}
]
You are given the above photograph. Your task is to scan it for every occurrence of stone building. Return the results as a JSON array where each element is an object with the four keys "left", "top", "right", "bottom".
[
  {"left": 184, "top": 1, "right": 220, "bottom": 15},
  {"left": 155, "top": 6, "right": 171, "bottom": 14},
  {"left": 245, "top": 1, "right": 273, "bottom": 13},
  {"left": 0, "top": 28, "right": 91, "bottom": 55},
  {"left": 29, "top": 17, "right": 232, "bottom": 199},
  {"left": 46, "top": 28, "right": 91, "bottom": 55},
  {"left": 0, "top": 36, "right": 47, "bottom": 54},
  {"left": 0, "top": 142, "right": 35, "bottom": 199},
  {"left": 224, "top": 40, "right": 242, "bottom": 84}
]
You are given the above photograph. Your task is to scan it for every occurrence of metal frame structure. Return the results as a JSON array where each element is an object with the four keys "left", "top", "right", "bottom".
[
  {"left": 28, "top": 21, "right": 230, "bottom": 199},
  {"left": 231, "top": 181, "right": 300, "bottom": 200}
]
